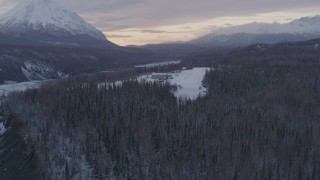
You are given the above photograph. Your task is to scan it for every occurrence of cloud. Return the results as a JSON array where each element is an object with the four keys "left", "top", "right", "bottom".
[
  {"left": 3, "top": 0, "right": 318, "bottom": 31},
  {"left": 56, "top": 0, "right": 320, "bottom": 31},
  {"left": 107, "top": 34, "right": 132, "bottom": 38},
  {"left": 182, "top": 26, "right": 193, "bottom": 30},
  {"left": 138, "top": 30, "right": 168, "bottom": 33},
  {"left": 121, "top": 29, "right": 193, "bottom": 34},
  {"left": 202, "top": 25, "right": 219, "bottom": 31},
  {"left": 0, "top": 0, "right": 18, "bottom": 14}
]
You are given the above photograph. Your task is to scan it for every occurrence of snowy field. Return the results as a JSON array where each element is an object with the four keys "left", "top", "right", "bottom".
[
  {"left": 0, "top": 81, "right": 43, "bottom": 97},
  {"left": 138, "top": 67, "right": 210, "bottom": 100},
  {"left": 134, "top": 60, "right": 181, "bottom": 68},
  {"left": 98, "top": 68, "right": 210, "bottom": 100}
]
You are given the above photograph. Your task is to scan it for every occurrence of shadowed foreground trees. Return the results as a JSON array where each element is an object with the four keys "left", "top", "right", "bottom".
[{"left": 2, "top": 64, "right": 320, "bottom": 179}]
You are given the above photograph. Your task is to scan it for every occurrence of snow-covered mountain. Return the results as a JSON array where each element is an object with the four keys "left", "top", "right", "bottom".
[
  {"left": 0, "top": 0, "right": 161, "bottom": 84},
  {"left": 0, "top": 0, "right": 114, "bottom": 47},
  {"left": 190, "top": 16, "right": 320, "bottom": 47}
]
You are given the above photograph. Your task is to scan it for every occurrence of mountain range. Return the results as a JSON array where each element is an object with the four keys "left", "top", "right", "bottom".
[{"left": 189, "top": 16, "right": 320, "bottom": 47}]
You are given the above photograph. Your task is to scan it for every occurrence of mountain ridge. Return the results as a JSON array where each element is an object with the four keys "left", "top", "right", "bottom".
[
  {"left": 0, "top": 0, "right": 114, "bottom": 48},
  {"left": 189, "top": 15, "right": 320, "bottom": 47}
]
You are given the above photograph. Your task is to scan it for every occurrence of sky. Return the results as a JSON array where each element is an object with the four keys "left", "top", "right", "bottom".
[{"left": 1, "top": 0, "right": 320, "bottom": 46}]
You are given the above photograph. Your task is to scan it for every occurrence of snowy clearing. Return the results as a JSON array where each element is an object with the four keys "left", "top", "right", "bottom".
[
  {"left": 134, "top": 60, "right": 181, "bottom": 68},
  {"left": 169, "top": 68, "right": 210, "bottom": 100},
  {"left": 0, "top": 81, "right": 43, "bottom": 97},
  {"left": 98, "top": 68, "right": 210, "bottom": 100},
  {"left": 138, "top": 67, "right": 210, "bottom": 100}
]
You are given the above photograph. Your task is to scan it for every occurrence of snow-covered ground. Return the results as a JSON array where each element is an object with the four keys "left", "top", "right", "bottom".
[
  {"left": 0, "top": 81, "right": 43, "bottom": 97},
  {"left": 97, "top": 80, "right": 123, "bottom": 89},
  {"left": 1, "top": 68, "right": 210, "bottom": 100},
  {"left": 97, "top": 68, "right": 210, "bottom": 100},
  {"left": 138, "top": 67, "right": 210, "bottom": 100},
  {"left": 169, "top": 68, "right": 210, "bottom": 100},
  {"left": 134, "top": 60, "right": 181, "bottom": 68}
]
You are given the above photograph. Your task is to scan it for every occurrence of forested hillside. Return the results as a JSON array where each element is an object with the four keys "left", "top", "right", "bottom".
[
  {"left": 0, "top": 44, "right": 157, "bottom": 84},
  {"left": 183, "top": 38, "right": 320, "bottom": 67},
  {"left": 2, "top": 57, "right": 320, "bottom": 179}
]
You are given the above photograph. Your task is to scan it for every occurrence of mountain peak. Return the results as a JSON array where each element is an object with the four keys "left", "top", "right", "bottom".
[
  {"left": 0, "top": 0, "right": 106, "bottom": 41},
  {"left": 291, "top": 15, "right": 320, "bottom": 25},
  {"left": 207, "top": 15, "right": 320, "bottom": 36}
]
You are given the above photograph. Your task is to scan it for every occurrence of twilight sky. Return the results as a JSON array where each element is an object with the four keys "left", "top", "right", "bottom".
[{"left": 1, "top": 0, "right": 320, "bottom": 46}]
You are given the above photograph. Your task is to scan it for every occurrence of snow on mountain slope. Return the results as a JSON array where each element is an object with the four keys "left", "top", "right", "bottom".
[
  {"left": 213, "top": 22, "right": 285, "bottom": 35},
  {"left": 213, "top": 16, "right": 320, "bottom": 35},
  {"left": 21, "top": 62, "right": 68, "bottom": 81},
  {"left": 190, "top": 15, "right": 320, "bottom": 47},
  {"left": 0, "top": 0, "right": 106, "bottom": 41}
]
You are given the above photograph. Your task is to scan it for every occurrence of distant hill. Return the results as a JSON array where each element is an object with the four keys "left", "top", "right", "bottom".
[
  {"left": 129, "top": 43, "right": 208, "bottom": 58},
  {"left": 183, "top": 38, "right": 320, "bottom": 67},
  {"left": 0, "top": 44, "right": 155, "bottom": 84}
]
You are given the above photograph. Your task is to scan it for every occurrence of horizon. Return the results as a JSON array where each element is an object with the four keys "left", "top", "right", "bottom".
[{"left": 1, "top": 0, "right": 320, "bottom": 46}]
